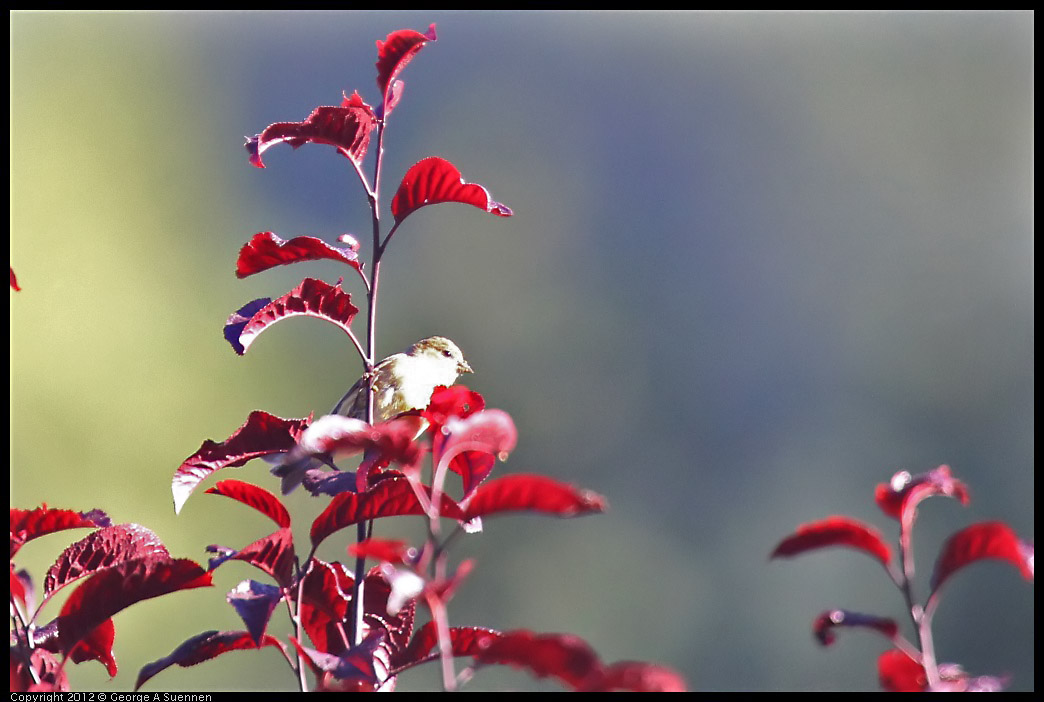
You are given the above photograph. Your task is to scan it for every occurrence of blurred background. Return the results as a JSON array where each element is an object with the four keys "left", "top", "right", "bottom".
[{"left": 11, "top": 11, "right": 1032, "bottom": 692}]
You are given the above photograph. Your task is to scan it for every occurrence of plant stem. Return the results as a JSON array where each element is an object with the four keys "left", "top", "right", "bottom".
[{"left": 350, "top": 118, "right": 388, "bottom": 648}]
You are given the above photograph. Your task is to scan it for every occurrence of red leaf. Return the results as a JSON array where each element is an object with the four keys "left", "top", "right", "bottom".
[
  {"left": 375, "top": 24, "right": 437, "bottom": 115},
  {"left": 583, "top": 661, "right": 688, "bottom": 693},
  {"left": 68, "top": 618, "right": 117, "bottom": 677},
  {"left": 225, "top": 278, "right": 359, "bottom": 357},
  {"left": 390, "top": 622, "right": 501, "bottom": 670},
  {"left": 10, "top": 506, "right": 110, "bottom": 559},
  {"left": 878, "top": 649, "right": 926, "bottom": 692},
  {"left": 44, "top": 524, "right": 170, "bottom": 596},
  {"left": 173, "top": 411, "right": 310, "bottom": 514},
  {"left": 246, "top": 92, "right": 377, "bottom": 168},
  {"left": 811, "top": 609, "right": 899, "bottom": 646},
  {"left": 391, "top": 157, "right": 513, "bottom": 224},
  {"left": 301, "top": 559, "right": 353, "bottom": 622},
  {"left": 311, "top": 478, "right": 464, "bottom": 548},
  {"left": 291, "top": 632, "right": 384, "bottom": 689},
  {"left": 360, "top": 569, "right": 416, "bottom": 658},
  {"left": 226, "top": 580, "right": 282, "bottom": 644},
  {"left": 349, "top": 538, "right": 414, "bottom": 565},
  {"left": 222, "top": 527, "right": 296, "bottom": 588},
  {"left": 10, "top": 648, "right": 68, "bottom": 692},
  {"left": 289, "top": 415, "right": 423, "bottom": 470},
  {"left": 10, "top": 267, "right": 20, "bottom": 291},
  {"left": 474, "top": 630, "right": 602, "bottom": 690},
  {"left": 930, "top": 521, "right": 1034, "bottom": 594},
  {"left": 449, "top": 451, "right": 496, "bottom": 501},
  {"left": 56, "top": 558, "right": 212, "bottom": 654},
  {"left": 770, "top": 516, "right": 893, "bottom": 567},
  {"left": 299, "top": 564, "right": 357, "bottom": 657},
  {"left": 874, "top": 465, "right": 970, "bottom": 526},
  {"left": 236, "top": 232, "right": 362, "bottom": 279},
  {"left": 434, "top": 409, "right": 517, "bottom": 470},
  {"left": 135, "top": 630, "right": 285, "bottom": 691},
  {"left": 423, "top": 385, "right": 485, "bottom": 431},
  {"left": 463, "top": 474, "right": 608, "bottom": 520},
  {"left": 11, "top": 567, "right": 32, "bottom": 611},
  {"left": 206, "top": 480, "right": 291, "bottom": 529}
]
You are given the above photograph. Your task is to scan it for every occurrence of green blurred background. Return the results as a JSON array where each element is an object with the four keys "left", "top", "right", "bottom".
[{"left": 10, "top": 11, "right": 1032, "bottom": 692}]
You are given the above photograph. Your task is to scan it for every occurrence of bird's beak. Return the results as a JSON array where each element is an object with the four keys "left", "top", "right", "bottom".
[{"left": 459, "top": 359, "right": 473, "bottom": 374}]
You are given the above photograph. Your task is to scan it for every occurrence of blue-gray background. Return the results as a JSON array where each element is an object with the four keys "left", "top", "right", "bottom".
[{"left": 11, "top": 11, "right": 1033, "bottom": 692}]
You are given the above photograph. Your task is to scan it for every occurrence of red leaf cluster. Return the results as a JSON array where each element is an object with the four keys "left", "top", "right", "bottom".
[
  {"left": 246, "top": 92, "right": 377, "bottom": 168},
  {"left": 775, "top": 466, "right": 1031, "bottom": 691},
  {"left": 473, "top": 630, "right": 687, "bottom": 692}
]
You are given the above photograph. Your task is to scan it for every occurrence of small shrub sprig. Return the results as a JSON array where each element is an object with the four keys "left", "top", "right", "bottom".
[{"left": 771, "top": 465, "right": 1033, "bottom": 691}]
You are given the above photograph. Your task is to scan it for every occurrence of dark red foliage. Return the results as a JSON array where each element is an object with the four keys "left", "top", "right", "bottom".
[
  {"left": 310, "top": 478, "right": 465, "bottom": 548},
  {"left": 291, "top": 632, "right": 383, "bottom": 690},
  {"left": 173, "top": 411, "right": 310, "bottom": 514},
  {"left": 360, "top": 569, "right": 417, "bottom": 656},
  {"left": 878, "top": 649, "right": 926, "bottom": 692},
  {"left": 10, "top": 648, "right": 68, "bottom": 692},
  {"left": 246, "top": 92, "right": 377, "bottom": 168},
  {"left": 390, "top": 622, "right": 500, "bottom": 671},
  {"left": 432, "top": 409, "right": 517, "bottom": 500},
  {"left": 67, "top": 618, "right": 117, "bottom": 677},
  {"left": 375, "top": 24, "right": 438, "bottom": 115},
  {"left": 391, "top": 157, "right": 513, "bottom": 224},
  {"left": 587, "top": 661, "right": 688, "bottom": 693},
  {"left": 224, "top": 278, "right": 359, "bottom": 357},
  {"left": 299, "top": 561, "right": 357, "bottom": 657},
  {"left": 462, "top": 474, "right": 608, "bottom": 520},
  {"left": 811, "top": 609, "right": 899, "bottom": 646},
  {"left": 471, "top": 629, "right": 688, "bottom": 692},
  {"left": 769, "top": 516, "right": 892, "bottom": 567},
  {"left": 474, "top": 630, "right": 599, "bottom": 689},
  {"left": 206, "top": 480, "right": 291, "bottom": 529},
  {"left": 874, "top": 465, "right": 969, "bottom": 526},
  {"left": 423, "top": 385, "right": 485, "bottom": 430},
  {"left": 135, "top": 21, "right": 689, "bottom": 693},
  {"left": 235, "top": 232, "right": 362, "bottom": 279},
  {"left": 226, "top": 580, "right": 282, "bottom": 644},
  {"left": 215, "top": 527, "right": 296, "bottom": 589},
  {"left": 44, "top": 524, "right": 170, "bottom": 596},
  {"left": 930, "top": 521, "right": 1034, "bottom": 594},
  {"left": 55, "top": 558, "right": 212, "bottom": 655},
  {"left": 10, "top": 567, "right": 31, "bottom": 611},
  {"left": 448, "top": 452, "right": 496, "bottom": 501},
  {"left": 300, "top": 559, "right": 353, "bottom": 623},
  {"left": 295, "top": 415, "right": 426, "bottom": 476},
  {"left": 10, "top": 506, "right": 110, "bottom": 559},
  {"left": 135, "top": 630, "right": 286, "bottom": 691},
  {"left": 348, "top": 538, "right": 414, "bottom": 566}
]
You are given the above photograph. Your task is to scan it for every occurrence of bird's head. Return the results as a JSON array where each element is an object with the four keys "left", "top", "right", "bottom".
[{"left": 409, "top": 336, "right": 473, "bottom": 375}]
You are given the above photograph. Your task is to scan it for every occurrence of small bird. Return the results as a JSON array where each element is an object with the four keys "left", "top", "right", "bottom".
[
  {"left": 331, "top": 335, "right": 473, "bottom": 422},
  {"left": 273, "top": 336, "right": 472, "bottom": 492}
]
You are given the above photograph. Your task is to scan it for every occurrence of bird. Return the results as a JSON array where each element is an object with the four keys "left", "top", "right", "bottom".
[
  {"left": 273, "top": 336, "right": 472, "bottom": 492},
  {"left": 331, "top": 335, "right": 472, "bottom": 422}
]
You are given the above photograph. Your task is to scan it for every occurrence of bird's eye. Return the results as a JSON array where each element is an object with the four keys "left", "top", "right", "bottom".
[{"left": 442, "top": 349, "right": 453, "bottom": 358}]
